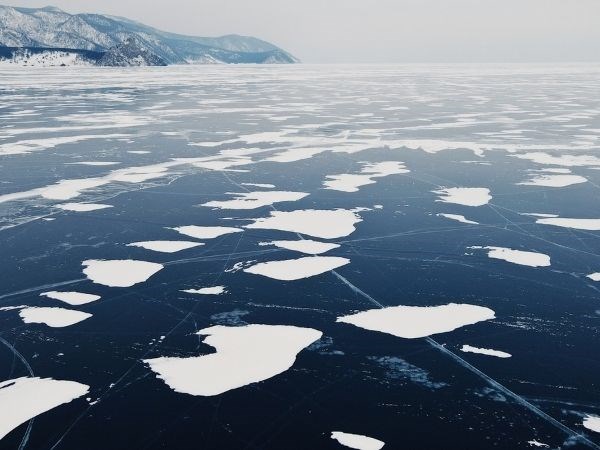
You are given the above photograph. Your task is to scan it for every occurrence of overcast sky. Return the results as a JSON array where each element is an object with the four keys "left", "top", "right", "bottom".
[{"left": 8, "top": 0, "right": 600, "bottom": 63}]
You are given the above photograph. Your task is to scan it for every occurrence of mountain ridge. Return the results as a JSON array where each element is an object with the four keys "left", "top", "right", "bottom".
[{"left": 0, "top": 4, "right": 298, "bottom": 66}]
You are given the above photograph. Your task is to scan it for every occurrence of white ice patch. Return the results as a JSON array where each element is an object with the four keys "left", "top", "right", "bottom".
[
  {"left": 245, "top": 209, "right": 362, "bottom": 239},
  {"left": 331, "top": 431, "right": 385, "bottom": 450},
  {"left": 517, "top": 174, "right": 587, "bottom": 187},
  {"left": 536, "top": 217, "right": 600, "bottom": 231},
  {"left": 201, "top": 191, "right": 308, "bottom": 210},
  {"left": 143, "top": 324, "right": 322, "bottom": 396},
  {"left": 243, "top": 256, "right": 349, "bottom": 281},
  {"left": 324, "top": 161, "right": 409, "bottom": 193},
  {"left": 460, "top": 345, "right": 511, "bottom": 358},
  {"left": 259, "top": 239, "right": 340, "bottom": 255},
  {"left": 170, "top": 226, "right": 243, "bottom": 239},
  {"left": 19, "top": 307, "right": 92, "bottom": 327},
  {"left": 181, "top": 286, "right": 227, "bottom": 295},
  {"left": 337, "top": 303, "right": 495, "bottom": 339},
  {"left": 40, "top": 291, "right": 100, "bottom": 306},
  {"left": 82, "top": 259, "right": 163, "bottom": 287},
  {"left": 583, "top": 415, "right": 600, "bottom": 433},
  {"left": 437, "top": 213, "right": 479, "bottom": 225},
  {"left": 433, "top": 188, "right": 491, "bottom": 207},
  {"left": 0, "top": 377, "right": 89, "bottom": 440},
  {"left": 469, "top": 246, "right": 550, "bottom": 267},
  {"left": 55, "top": 202, "right": 113, "bottom": 212},
  {"left": 127, "top": 240, "right": 203, "bottom": 253},
  {"left": 520, "top": 213, "right": 559, "bottom": 218},
  {"left": 586, "top": 273, "right": 600, "bottom": 282}
]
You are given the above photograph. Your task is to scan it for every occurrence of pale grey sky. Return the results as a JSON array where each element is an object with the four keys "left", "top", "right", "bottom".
[{"left": 8, "top": 0, "right": 600, "bottom": 62}]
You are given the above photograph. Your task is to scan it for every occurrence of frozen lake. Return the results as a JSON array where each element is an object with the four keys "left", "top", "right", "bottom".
[{"left": 1, "top": 64, "right": 600, "bottom": 449}]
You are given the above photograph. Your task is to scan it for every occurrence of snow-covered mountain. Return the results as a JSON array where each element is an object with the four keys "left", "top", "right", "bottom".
[{"left": 0, "top": 5, "right": 298, "bottom": 66}]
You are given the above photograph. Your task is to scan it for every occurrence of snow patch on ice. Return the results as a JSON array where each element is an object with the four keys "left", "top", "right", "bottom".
[
  {"left": 437, "top": 213, "right": 478, "bottom": 225},
  {"left": 144, "top": 324, "right": 322, "bottom": 396},
  {"left": 330, "top": 431, "right": 385, "bottom": 450},
  {"left": 460, "top": 345, "right": 511, "bottom": 358},
  {"left": 337, "top": 303, "right": 495, "bottom": 339},
  {"left": 181, "top": 286, "right": 227, "bottom": 295},
  {"left": 202, "top": 191, "right": 308, "bottom": 210},
  {"left": 244, "top": 256, "right": 349, "bottom": 281},
  {"left": 469, "top": 246, "right": 550, "bottom": 267},
  {"left": 127, "top": 240, "right": 203, "bottom": 253},
  {"left": 82, "top": 259, "right": 163, "bottom": 287},
  {"left": 40, "top": 291, "right": 100, "bottom": 306},
  {"left": 433, "top": 188, "right": 491, "bottom": 207},
  {"left": 259, "top": 239, "right": 340, "bottom": 255},
  {"left": 0, "top": 377, "right": 89, "bottom": 440},
  {"left": 170, "top": 226, "right": 243, "bottom": 239}
]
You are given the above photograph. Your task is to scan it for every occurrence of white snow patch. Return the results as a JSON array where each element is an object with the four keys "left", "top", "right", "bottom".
[
  {"left": 240, "top": 183, "right": 275, "bottom": 189},
  {"left": 536, "top": 217, "right": 600, "bottom": 231},
  {"left": 245, "top": 209, "right": 362, "bottom": 239},
  {"left": 144, "top": 324, "right": 322, "bottom": 396},
  {"left": 82, "top": 259, "right": 163, "bottom": 287},
  {"left": 181, "top": 286, "right": 227, "bottom": 295},
  {"left": 437, "top": 213, "right": 478, "bottom": 225},
  {"left": 244, "top": 256, "right": 350, "bottom": 281},
  {"left": 0, "top": 377, "right": 89, "bottom": 440},
  {"left": 259, "top": 239, "right": 340, "bottom": 255},
  {"left": 331, "top": 431, "right": 385, "bottom": 450},
  {"left": 337, "top": 303, "right": 495, "bottom": 339},
  {"left": 202, "top": 191, "right": 308, "bottom": 210},
  {"left": 583, "top": 415, "right": 600, "bottom": 433},
  {"left": 324, "top": 161, "right": 409, "bottom": 193},
  {"left": 460, "top": 345, "right": 511, "bottom": 358},
  {"left": 40, "top": 291, "right": 100, "bottom": 306},
  {"left": 514, "top": 152, "right": 600, "bottom": 167},
  {"left": 469, "top": 246, "right": 550, "bottom": 267},
  {"left": 518, "top": 174, "right": 587, "bottom": 187},
  {"left": 55, "top": 202, "right": 113, "bottom": 212},
  {"left": 586, "top": 273, "right": 600, "bottom": 282},
  {"left": 170, "top": 226, "right": 243, "bottom": 239},
  {"left": 127, "top": 240, "right": 203, "bottom": 253},
  {"left": 433, "top": 188, "right": 491, "bottom": 207},
  {"left": 527, "top": 440, "right": 549, "bottom": 448},
  {"left": 19, "top": 307, "right": 92, "bottom": 327}
]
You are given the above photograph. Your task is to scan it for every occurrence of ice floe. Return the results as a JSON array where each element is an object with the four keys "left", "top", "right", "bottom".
[
  {"left": 517, "top": 174, "right": 587, "bottom": 187},
  {"left": 433, "top": 188, "right": 491, "bottom": 207},
  {"left": 181, "top": 286, "right": 227, "bottom": 295},
  {"left": 170, "top": 226, "right": 243, "bottom": 239},
  {"left": 245, "top": 209, "right": 362, "bottom": 239},
  {"left": 0, "top": 377, "right": 89, "bottom": 440},
  {"left": 460, "top": 345, "right": 511, "bottom": 358},
  {"left": 40, "top": 291, "right": 100, "bottom": 306},
  {"left": 583, "top": 415, "right": 600, "bottom": 433},
  {"left": 127, "top": 240, "right": 203, "bottom": 253},
  {"left": 0, "top": 134, "right": 126, "bottom": 156},
  {"left": 469, "top": 246, "right": 550, "bottom": 267},
  {"left": 67, "top": 161, "right": 120, "bottom": 166},
  {"left": 259, "top": 239, "right": 340, "bottom": 255},
  {"left": 201, "top": 191, "right": 308, "bottom": 210},
  {"left": 82, "top": 259, "right": 163, "bottom": 287},
  {"left": 535, "top": 217, "right": 600, "bottom": 231},
  {"left": 437, "top": 213, "right": 478, "bottom": 225},
  {"left": 330, "top": 431, "right": 385, "bottom": 450},
  {"left": 55, "top": 202, "right": 113, "bottom": 212},
  {"left": 143, "top": 324, "right": 322, "bottom": 396},
  {"left": 243, "top": 256, "right": 349, "bottom": 281},
  {"left": 337, "top": 303, "right": 495, "bottom": 339},
  {"left": 19, "top": 307, "right": 92, "bottom": 327},
  {"left": 324, "top": 161, "right": 409, "bottom": 193}
]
